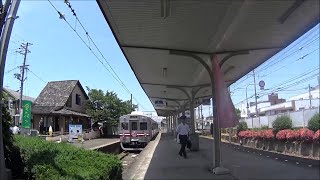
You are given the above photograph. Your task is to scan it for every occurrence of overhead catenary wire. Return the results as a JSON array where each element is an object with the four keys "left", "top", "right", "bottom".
[
  {"left": 257, "top": 36, "right": 319, "bottom": 74},
  {"left": 47, "top": 0, "right": 146, "bottom": 110},
  {"left": 258, "top": 48, "right": 319, "bottom": 79},
  {"left": 256, "top": 26, "right": 319, "bottom": 72},
  {"left": 234, "top": 67, "right": 319, "bottom": 106},
  {"left": 232, "top": 30, "right": 319, "bottom": 91},
  {"left": 232, "top": 41, "right": 319, "bottom": 91}
]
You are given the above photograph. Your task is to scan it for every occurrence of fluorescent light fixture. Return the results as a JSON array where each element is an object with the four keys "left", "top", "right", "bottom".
[
  {"left": 162, "top": 68, "right": 167, "bottom": 79},
  {"left": 161, "top": 0, "right": 170, "bottom": 18}
]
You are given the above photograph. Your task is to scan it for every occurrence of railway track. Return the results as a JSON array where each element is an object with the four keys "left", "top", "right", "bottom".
[{"left": 120, "top": 151, "right": 141, "bottom": 173}]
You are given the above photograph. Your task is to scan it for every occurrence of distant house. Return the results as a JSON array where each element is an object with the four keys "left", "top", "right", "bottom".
[
  {"left": 32, "top": 80, "right": 90, "bottom": 133},
  {"left": 3, "top": 87, "right": 35, "bottom": 125}
]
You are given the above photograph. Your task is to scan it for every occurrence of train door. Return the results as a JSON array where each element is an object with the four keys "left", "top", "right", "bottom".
[{"left": 129, "top": 120, "right": 139, "bottom": 141}]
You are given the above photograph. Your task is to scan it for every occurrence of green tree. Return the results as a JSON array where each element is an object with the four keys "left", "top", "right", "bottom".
[
  {"left": 2, "top": 92, "right": 24, "bottom": 178},
  {"left": 235, "top": 108, "right": 241, "bottom": 119},
  {"left": 85, "top": 88, "right": 135, "bottom": 126}
]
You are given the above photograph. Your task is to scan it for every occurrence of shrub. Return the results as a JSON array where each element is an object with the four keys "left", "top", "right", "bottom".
[
  {"left": 272, "top": 116, "right": 292, "bottom": 133},
  {"left": 276, "top": 129, "right": 288, "bottom": 141},
  {"left": 2, "top": 94, "right": 24, "bottom": 178},
  {"left": 262, "top": 129, "right": 274, "bottom": 140},
  {"left": 296, "top": 128, "right": 314, "bottom": 143},
  {"left": 286, "top": 130, "right": 298, "bottom": 142},
  {"left": 261, "top": 125, "right": 269, "bottom": 130},
  {"left": 14, "top": 136, "right": 122, "bottom": 180},
  {"left": 252, "top": 131, "right": 259, "bottom": 140},
  {"left": 308, "top": 113, "right": 320, "bottom": 132},
  {"left": 238, "top": 130, "right": 252, "bottom": 139},
  {"left": 237, "top": 121, "right": 248, "bottom": 133},
  {"left": 313, "top": 130, "right": 320, "bottom": 143}
]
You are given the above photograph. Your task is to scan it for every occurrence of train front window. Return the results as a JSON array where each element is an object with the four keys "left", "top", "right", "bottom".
[
  {"left": 140, "top": 122, "right": 147, "bottom": 130},
  {"left": 121, "top": 122, "right": 128, "bottom": 130},
  {"left": 131, "top": 121, "right": 138, "bottom": 130}
]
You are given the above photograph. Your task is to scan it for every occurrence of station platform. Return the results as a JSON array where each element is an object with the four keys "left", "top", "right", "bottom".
[
  {"left": 123, "top": 132, "right": 235, "bottom": 180},
  {"left": 123, "top": 131, "right": 319, "bottom": 180},
  {"left": 72, "top": 138, "right": 119, "bottom": 150}
]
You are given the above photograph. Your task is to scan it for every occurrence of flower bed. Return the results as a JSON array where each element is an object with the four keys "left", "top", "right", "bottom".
[{"left": 237, "top": 128, "right": 319, "bottom": 159}]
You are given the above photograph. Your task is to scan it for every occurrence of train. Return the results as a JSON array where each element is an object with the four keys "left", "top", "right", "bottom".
[{"left": 119, "top": 111, "right": 159, "bottom": 151}]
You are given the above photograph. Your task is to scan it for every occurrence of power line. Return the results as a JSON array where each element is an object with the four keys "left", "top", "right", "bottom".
[
  {"left": 47, "top": 0, "right": 146, "bottom": 110},
  {"left": 258, "top": 48, "right": 319, "bottom": 79},
  {"left": 4, "top": 66, "right": 18, "bottom": 74},
  {"left": 257, "top": 26, "right": 319, "bottom": 72},
  {"left": 234, "top": 67, "right": 319, "bottom": 105},
  {"left": 257, "top": 36, "right": 319, "bottom": 73},
  {"left": 27, "top": 69, "right": 47, "bottom": 84}
]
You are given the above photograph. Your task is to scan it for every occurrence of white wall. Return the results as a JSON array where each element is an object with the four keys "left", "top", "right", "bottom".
[
  {"left": 294, "top": 99, "right": 320, "bottom": 110},
  {"left": 289, "top": 89, "right": 320, "bottom": 101},
  {"left": 240, "top": 101, "right": 271, "bottom": 117},
  {"left": 243, "top": 108, "right": 319, "bottom": 129},
  {"left": 260, "top": 101, "right": 293, "bottom": 113}
]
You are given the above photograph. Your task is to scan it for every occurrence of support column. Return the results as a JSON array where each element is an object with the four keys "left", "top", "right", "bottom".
[
  {"left": 168, "top": 116, "right": 171, "bottom": 133},
  {"left": 166, "top": 116, "right": 170, "bottom": 133},
  {"left": 169, "top": 51, "right": 244, "bottom": 174}
]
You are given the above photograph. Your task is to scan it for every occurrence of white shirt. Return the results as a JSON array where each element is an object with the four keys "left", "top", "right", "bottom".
[
  {"left": 176, "top": 123, "right": 190, "bottom": 135},
  {"left": 12, "top": 126, "right": 19, "bottom": 134}
]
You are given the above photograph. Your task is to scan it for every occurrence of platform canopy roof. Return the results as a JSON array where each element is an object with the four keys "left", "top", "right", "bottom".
[{"left": 97, "top": 0, "right": 319, "bottom": 116}]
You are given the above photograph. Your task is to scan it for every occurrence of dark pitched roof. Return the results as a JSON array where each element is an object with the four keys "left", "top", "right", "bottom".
[
  {"left": 52, "top": 108, "right": 90, "bottom": 117},
  {"left": 32, "top": 106, "right": 61, "bottom": 114},
  {"left": 3, "top": 88, "right": 35, "bottom": 102},
  {"left": 33, "top": 80, "right": 88, "bottom": 107}
]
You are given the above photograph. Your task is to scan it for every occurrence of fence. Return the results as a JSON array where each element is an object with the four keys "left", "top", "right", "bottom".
[{"left": 243, "top": 108, "right": 319, "bottom": 129}]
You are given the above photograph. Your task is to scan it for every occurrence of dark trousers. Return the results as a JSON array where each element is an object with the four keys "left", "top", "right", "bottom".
[{"left": 179, "top": 135, "right": 188, "bottom": 157}]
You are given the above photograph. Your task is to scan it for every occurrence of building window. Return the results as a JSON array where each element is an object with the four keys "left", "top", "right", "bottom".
[
  {"left": 66, "top": 96, "right": 72, "bottom": 107},
  {"left": 76, "top": 94, "right": 81, "bottom": 105}
]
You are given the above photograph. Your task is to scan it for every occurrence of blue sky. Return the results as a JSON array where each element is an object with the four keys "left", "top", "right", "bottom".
[{"left": 3, "top": 1, "right": 319, "bottom": 117}]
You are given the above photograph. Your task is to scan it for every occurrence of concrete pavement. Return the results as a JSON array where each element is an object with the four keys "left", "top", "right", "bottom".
[
  {"left": 124, "top": 132, "right": 236, "bottom": 180},
  {"left": 201, "top": 137, "right": 320, "bottom": 180},
  {"left": 72, "top": 138, "right": 119, "bottom": 150},
  {"left": 124, "top": 132, "right": 319, "bottom": 180}
]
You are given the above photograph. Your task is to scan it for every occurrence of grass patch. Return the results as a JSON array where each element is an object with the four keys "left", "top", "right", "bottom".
[{"left": 14, "top": 135, "right": 122, "bottom": 180}]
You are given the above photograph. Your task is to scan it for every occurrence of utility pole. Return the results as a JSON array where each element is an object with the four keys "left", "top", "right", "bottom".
[
  {"left": 16, "top": 42, "right": 32, "bottom": 125},
  {"left": 0, "top": 1, "right": 21, "bottom": 179},
  {"left": 130, "top": 94, "right": 132, "bottom": 109},
  {"left": 252, "top": 69, "right": 260, "bottom": 128},
  {"left": 201, "top": 104, "right": 203, "bottom": 132},
  {"left": 308, "top": 84, "right": 312, "bottom": 109}
]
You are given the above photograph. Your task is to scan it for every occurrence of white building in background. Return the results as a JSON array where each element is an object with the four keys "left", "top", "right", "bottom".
[
  {"left": 289, "top": 88, "right": 320, "bottom": 101},
  {"left": 239, "top": 86, "right": 320, "bottom": 117}
]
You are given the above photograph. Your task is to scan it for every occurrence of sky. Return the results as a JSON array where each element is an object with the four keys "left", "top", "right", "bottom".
[{"left": 3, "top": 1, "right": 319, "bottom": 119}]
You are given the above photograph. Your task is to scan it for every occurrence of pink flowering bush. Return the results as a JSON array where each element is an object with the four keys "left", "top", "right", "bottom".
[
  {"left": 262, "top": 129, "right": 274, "bottom": 140},
  {"left": 313, "top": 130, "right": 320, "bottom": 143},
  {"left": 276, "top": 129, "right": 289, "bottom": 141},
  {"left": 297, "top": 128, "right": 314, "bottom": 142},
  {"left": 286, "top": 130, "right": 298, "bottom": 142},
  {"left": 238, "top": 130, "right": 254, "bottom": 139}
]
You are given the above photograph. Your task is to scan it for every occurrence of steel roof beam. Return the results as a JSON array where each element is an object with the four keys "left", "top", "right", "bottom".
[
  {"left": 142, "top": 82, "right": 211, "bottom": 88},
  {"left": 122, "top": 45, "right": 282, "bottom": 55}
]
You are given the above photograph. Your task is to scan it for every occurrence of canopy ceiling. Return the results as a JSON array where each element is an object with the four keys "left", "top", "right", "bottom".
[{"left": 97, "top": 0, "right": 319, "bottom": 116}]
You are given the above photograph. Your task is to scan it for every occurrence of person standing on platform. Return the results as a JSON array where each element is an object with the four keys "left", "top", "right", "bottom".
[{"left": 176, "top": 115, "right": 190, "bottom": 158}]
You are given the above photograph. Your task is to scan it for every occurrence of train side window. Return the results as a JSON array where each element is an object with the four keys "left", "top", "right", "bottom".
[
  {"left": 140, "top": 122, "right": 147, "bottom": 130},
  {"left": 121, "top": 122, "right": 128, "bottom": 130},
  {"left": 131, "top": 122, "right": 138, "bottom": 130}
]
